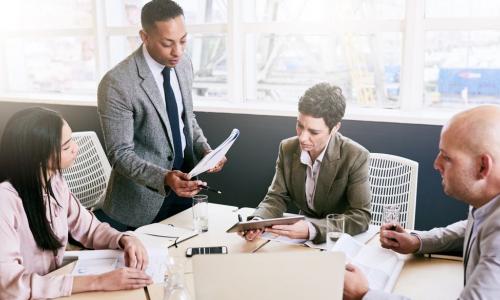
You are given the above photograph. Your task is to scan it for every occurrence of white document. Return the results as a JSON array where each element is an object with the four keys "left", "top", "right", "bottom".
[
  {"left": 188, "top": 128, "right": 239, "bottom": 177},
  {"left": 261, "top": 223, "right": 379, "bottom": 249},
  {"left": 304, "top": 224, "right": 380, "bottom": 250},
  {"left": 331, "top": 234, "right": 405, "bottom": 292},
  {"left": 261, "top": 232, "right": 307, "bottom": 245},
  {"left": 66, "top": 247, "right": 169, "bottom": 284},
  {"left": 134, "top": 223, "right": 197, "bottom": 248}
]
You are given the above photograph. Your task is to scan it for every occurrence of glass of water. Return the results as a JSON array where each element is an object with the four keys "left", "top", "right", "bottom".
[
  {"left": 164, "top": 257, "right": 191, "bottom": 300},
  {"left": 192, "top": 194, "right": 208, "bottom": 232},
  {"left": 326, "top": 214, "right": 345, "bottom": 252},
  {"left": 382, "top": 204, "right": 401, "bottom": 230}
]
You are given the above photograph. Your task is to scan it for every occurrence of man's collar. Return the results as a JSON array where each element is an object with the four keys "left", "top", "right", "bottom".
[
  {"left": 472, "top": 193, "right": 500, "bottom": 220},
  {"left": 142, "top": 44, "right": 166, "bottom": 74}
]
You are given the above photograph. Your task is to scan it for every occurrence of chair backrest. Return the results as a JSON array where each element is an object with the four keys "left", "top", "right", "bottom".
[
  {"left": 61, "top": 131, "right": 111, "bottom": 209},
  {"left": 368, "top": 153, "right": 418, "bottom": 229}
]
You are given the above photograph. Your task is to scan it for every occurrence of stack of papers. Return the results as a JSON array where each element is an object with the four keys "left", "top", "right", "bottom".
[
  {"left": 261, "top": 224, "right": 379, "bottom": 248},
  {"left": 65, "top": 248, "right": 168, "bottom": 283},
  {"left": 188, "top": 128, "right": 239, "bottom": 177},
  {"left": 332, "top": 234, "right": 405, "bottom": 292},
  {"left": 304, "top": 225, "right": 380, "bottom": 249}
]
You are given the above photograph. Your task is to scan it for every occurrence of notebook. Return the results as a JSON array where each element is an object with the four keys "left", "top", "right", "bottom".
[
  {"left": 331, "top": 233, "right": 405, "bottom": 292},
  {"left": 192, "top": 251, "right": 345, "bottom": 300}
]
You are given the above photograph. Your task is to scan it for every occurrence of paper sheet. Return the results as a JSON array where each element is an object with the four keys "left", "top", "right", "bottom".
[
  {"left": 307, "top": 224, "right": 379, "bottom": 249},
  {"left": 331, "top": 234, "right": 405, "bottom": 292},
  {"left": 66, "top": 248, "right": 169, "bottom": 283},
  {"left": 134, "top": 223, "right": 197, "bottom": 248},
  {"left": 188, "top": 128, "right": 239, "bottom": 177},
  {"left": 261, "top": 232, "right": 307, "bottom": 245}
]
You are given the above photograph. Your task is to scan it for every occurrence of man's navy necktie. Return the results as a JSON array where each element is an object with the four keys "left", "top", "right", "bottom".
[{"left": 162, "top": 67, "right": 183, "bottom": 170}]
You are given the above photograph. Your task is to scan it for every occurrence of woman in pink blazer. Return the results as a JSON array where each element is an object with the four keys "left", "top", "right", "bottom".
[{"left": 0, "top": 107, "right": 153, "bottom": 299}]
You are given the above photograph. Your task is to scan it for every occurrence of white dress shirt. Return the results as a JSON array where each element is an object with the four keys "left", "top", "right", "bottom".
[
  {"left": 142, "top": 45, "right": 186, "bottom": 153},
  {"left": 299, "top": 135, "right": 333, "bottom": 240}
]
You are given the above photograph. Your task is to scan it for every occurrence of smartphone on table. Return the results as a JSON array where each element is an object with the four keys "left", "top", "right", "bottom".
[{"left": 185, "top": 246, "right": 228, "bottom": 257}]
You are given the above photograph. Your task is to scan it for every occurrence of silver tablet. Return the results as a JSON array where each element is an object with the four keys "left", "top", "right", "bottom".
[{"left": 226, "top": 216, "right": 305, "bottom": 233}]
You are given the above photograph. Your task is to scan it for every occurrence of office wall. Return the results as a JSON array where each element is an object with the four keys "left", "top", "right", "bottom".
[{"left": 0, "top": 101, "right": 468, "bottom": 230}]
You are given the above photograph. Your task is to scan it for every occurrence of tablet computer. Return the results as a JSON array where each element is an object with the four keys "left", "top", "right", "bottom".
[{"left": 226, "top": 216, "right": 305, "bottom": 233}]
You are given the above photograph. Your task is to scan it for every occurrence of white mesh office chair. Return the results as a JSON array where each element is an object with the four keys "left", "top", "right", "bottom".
[
  {"left": 368, "top": 153, "right": 418, "bottom": 229},
  {"left": 61, "top": 131, "right": 111, "bottom": 209}
]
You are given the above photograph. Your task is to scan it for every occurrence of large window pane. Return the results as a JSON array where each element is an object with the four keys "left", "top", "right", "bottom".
[
  {"left": 105, "top": 0, "right": 227, "bottom": 27},
  {"left": 245, "top": 0, "right": 404, "bottom": 22},
  {"left": 108, "top": 34, "right": 227, "bottom": 100},
  {"left": 177, "top": 0, "right": 227, "bottom": 23},
  {"left": 188, "top": 34, "right": 227, "bottom": 100},
  {"left": 109, "top": 36, "right": 142, "bottom": 67},
  {"left": 425, "top": 0, "right": 500, "bottom": 18},
  {"left": 424, "top": 31, "right": 500, "bottom": 108},
  {"left": 246, "top": 33, "right": 401, "bottom": 107},
  {"left": 4, "top": 37, "right": 97, "bottom": 94},
  {"left": 0, "top": 0, "right": 93, "bottom": 30}
]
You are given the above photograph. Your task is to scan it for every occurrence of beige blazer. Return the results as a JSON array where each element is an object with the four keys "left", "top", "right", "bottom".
[{"left": 252, "top": 133, "right": 372, "bottom": 243}]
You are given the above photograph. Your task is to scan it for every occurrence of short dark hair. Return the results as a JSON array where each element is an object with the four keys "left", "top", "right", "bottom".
[
  {"left": 298, "top": 83, "right": 346, "bottom": 131},
  {"left": 0, "top": 107, "right": 64, "bottom": 251},
  {"left": 141, "top": 0, "right": 184, "bottom": 31}
]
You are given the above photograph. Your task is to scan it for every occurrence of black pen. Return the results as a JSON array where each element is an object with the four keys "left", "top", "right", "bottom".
[{"left": 199, "top": 185, "right": 222, "bottom": 194}]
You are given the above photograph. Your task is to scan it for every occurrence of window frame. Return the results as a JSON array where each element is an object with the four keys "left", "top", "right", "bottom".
[{"left": 1, "top": 0, "right": 500, "bottom": 126}]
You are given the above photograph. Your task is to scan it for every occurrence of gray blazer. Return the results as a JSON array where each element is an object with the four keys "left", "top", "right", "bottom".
[
  {"left": 365, "top": 197, "right": 500, "bottom": 300},
  {"left": 252, "top": 133, "right": 372, "bottom": 243},
  {"left": 97, "top": 47, "right": 211, "bottom": 227}
]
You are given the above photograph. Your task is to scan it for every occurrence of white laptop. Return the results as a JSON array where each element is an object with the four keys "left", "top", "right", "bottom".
[{"left": 192, "top": 251, "right": 345, "bottom": 300}]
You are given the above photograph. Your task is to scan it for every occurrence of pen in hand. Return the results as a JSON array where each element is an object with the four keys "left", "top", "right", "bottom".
[{"left": 199, "top": 185, "right": 222, "bottom": 194}]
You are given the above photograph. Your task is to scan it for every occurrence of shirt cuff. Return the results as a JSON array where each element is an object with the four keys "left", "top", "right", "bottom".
[
  {"left": 410, "top": 232, "right": 423, "bottom": 253},
  {"left": 307, "top": 221, "right": 317, "bottom": 241},
  {"left": 116, "top": 231, "right": 133, "bottom": 250}
]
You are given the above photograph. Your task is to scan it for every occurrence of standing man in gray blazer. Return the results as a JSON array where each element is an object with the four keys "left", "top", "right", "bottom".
[
  {"left": 344, "top": 105, "right": 500, "bottom": 300},
  {"left": 97, "top": 0, "right": 226, "bottom": 230}
]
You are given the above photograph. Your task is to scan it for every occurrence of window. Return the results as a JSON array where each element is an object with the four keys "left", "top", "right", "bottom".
[
  {"left": 1, "top": 0, "right": 499, "bottom": 122},
  {"left": 0, "top": 0, "right": 95, "bottom": 95}
]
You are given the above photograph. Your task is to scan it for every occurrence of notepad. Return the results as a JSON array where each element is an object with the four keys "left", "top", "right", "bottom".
[{"left": 188, "top": 128, "right": 239, "bottom": 177}]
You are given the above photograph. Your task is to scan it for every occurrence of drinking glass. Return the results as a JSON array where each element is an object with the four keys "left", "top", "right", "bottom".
[
  {"left": 326, "top": 214, "right": 345, "bottom": 252},
  {"left": 164, "top": 257, "right": 191, "bottom": 300},
  {"left": 192, "top": 194, "right": 209, "bottom": 232},
  {"left": 382, "top": 204, "right": 401, "bottom": 230}
]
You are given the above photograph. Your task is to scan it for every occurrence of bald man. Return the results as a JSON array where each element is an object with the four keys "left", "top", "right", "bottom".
[{"left": 344, "top": 105, "right": 500, "bottom": 300}]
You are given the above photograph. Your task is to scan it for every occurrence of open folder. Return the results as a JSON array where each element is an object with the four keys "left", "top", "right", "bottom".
[{"left": 188, "top": 128, "right": 239, "bottom": 177}]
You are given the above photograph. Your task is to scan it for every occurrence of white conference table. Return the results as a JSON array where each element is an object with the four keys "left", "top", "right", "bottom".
[
  {"left": 147, "top": 204, "right": 463, "bottom": 300},
  {"left": 59, "top": 203, "right": 462, "bottom": 300}
]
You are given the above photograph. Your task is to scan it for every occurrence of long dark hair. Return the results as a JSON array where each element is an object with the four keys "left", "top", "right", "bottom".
[{"left": 0, "top": 107, "right": 64, "bottom": 250}]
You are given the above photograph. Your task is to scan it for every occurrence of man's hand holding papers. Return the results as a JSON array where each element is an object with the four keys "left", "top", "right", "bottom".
[{"left": 188, "top": 129, "right": 239, "bottom": 178}]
